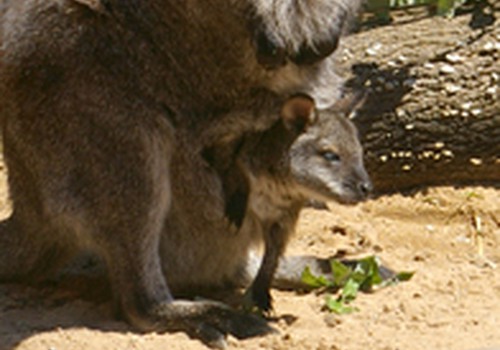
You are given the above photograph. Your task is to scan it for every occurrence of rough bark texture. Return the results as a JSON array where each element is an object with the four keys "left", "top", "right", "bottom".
[{"left": 336, "top": 5, "right": 499, "bottom": 194}]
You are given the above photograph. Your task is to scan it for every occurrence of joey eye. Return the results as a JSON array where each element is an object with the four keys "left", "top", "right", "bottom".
[{"left": 321, "top": 151, "right": 340, "bottom": 162}]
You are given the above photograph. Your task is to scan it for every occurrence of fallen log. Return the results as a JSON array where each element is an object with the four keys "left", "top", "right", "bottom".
[{"left": 337, "top": 7, "right": 499, "bottom": 193}]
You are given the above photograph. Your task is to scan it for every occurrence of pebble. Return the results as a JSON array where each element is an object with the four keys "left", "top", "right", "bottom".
[
  {"left": 324, "top": 314, "right": 343, "bottom": 328},
  {"left": 470, "top": 158, "right": 482, "bottom": 166},
  {"left": 461, "top": 102, "right": 472, "bottom": 110},
  {"left": 366, "top": 42, "right": 382, "bottom": 56},
  {"left": 440, "top": 64, "right": 456, "bottom": 74},
  {"left": 397, "top": 54, "right": 408, "bottom": 63},
  {"left": 486, "top": 86, "right": 497, "bottom": 96},
  {"left": 379, "top": 155, "right": 389, "bottom": 162},
  {"left": 342, "top": 48, "right": 353, "bottom": 59},
  {"left": 471, "top": 108, "right": 482, "bottom": 116},
  {"left": 482, "top": 42, "right": 500, "bottom": 52},
  {"left": 384, "top": 81, "right": 396, "bottom": 91},
  {"left": 445, "top": 53, "right": 464, "bottom": 63},
  {"left": 442, "top": 150, "right": 454, "bottom": 157},
  {"left": 403, "top": 78, "right": 416, "bottom": 88},
  {"left": 445, "top": 83, "right": 460, "bottom": 94},
  {"left": 456, "top": 235, "right": 471, "bottom": 243}
]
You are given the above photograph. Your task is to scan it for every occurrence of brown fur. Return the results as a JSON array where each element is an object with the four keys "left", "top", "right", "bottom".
[{"left": 0, "top": 0, "right": 362, "bottom": 347}]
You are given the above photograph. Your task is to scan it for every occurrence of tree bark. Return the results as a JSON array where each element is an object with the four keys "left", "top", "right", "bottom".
[{"left": 336, "top": 7, "right": 499, "bottom": 194}]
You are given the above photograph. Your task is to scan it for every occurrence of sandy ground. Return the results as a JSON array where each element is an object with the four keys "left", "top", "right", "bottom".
[{"left": 1, "top": 157, "right": 499, "bottom": 350}]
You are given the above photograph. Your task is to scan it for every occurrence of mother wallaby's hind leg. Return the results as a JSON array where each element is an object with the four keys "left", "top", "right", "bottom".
[
  {"left": 0, "top": 154, "right": 77, "bottom": 283},
  {"left": 0, "top": 214, "right": 75, "bottom": 283}
]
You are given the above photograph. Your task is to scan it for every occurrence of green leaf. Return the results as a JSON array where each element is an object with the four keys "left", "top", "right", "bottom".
[
  {"left": 340, "top": 278, "right": 360, "bottom": 303},
  {"left": 330, "top": 259, "right": 352, "bottom": 287},
  {"left": 350, "top": 256, "right": 383, "bottom": 291},
  {"left": 395, "top": 271, "right": 415, "bottom": 282},
  {"left": 379, "top": 270, "right": 415, "bottom": 288},
  {"left": 301, "top": 266, "right": 332, "bottom": 288},
  {"left": 325, "top": 296, "right": 357, "bottom": 314}
]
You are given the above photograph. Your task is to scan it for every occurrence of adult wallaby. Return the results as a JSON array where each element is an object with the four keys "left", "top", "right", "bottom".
[
  {"left": 0, "top": 0, "right": 363, "bottom": 347},
  {"left": 201, "top": 94, "right": 371, "bottom": 313}
]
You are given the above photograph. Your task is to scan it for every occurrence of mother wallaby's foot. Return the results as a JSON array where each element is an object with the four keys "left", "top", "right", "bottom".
[{"left": 150, "top": 300, "right": 274, "bottom": 348}]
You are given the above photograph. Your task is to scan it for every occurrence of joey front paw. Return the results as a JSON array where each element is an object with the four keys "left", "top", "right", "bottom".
[{"left": 243, "top": 286, "right": 273, "bottom": 315}]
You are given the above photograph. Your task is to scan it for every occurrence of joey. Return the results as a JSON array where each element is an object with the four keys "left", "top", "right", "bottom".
[{"left": 207, "top": 94, "right": 372, "bottom": 312}]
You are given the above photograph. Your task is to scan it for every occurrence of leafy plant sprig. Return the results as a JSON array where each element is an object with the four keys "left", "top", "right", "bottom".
[{"left": 301, "top": 256, "right": 414, "bottom": 314}]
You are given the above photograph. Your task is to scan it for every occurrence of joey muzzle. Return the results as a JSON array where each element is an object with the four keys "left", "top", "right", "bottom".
[{"left": 351, "top": 167, "right": 373, "bottom": 200}]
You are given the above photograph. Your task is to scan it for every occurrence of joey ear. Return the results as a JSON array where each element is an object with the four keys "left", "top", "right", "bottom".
[
  {"left": 334, "top": 90, "right": 366, "bottom": 118},
  {"left": 281, "top": 94, "right": 316, "bottom": 132}
]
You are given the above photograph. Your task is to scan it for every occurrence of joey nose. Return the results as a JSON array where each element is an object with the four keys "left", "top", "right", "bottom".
[{"left": 358, "top": 180, "right": 373, "bottom": 197}]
